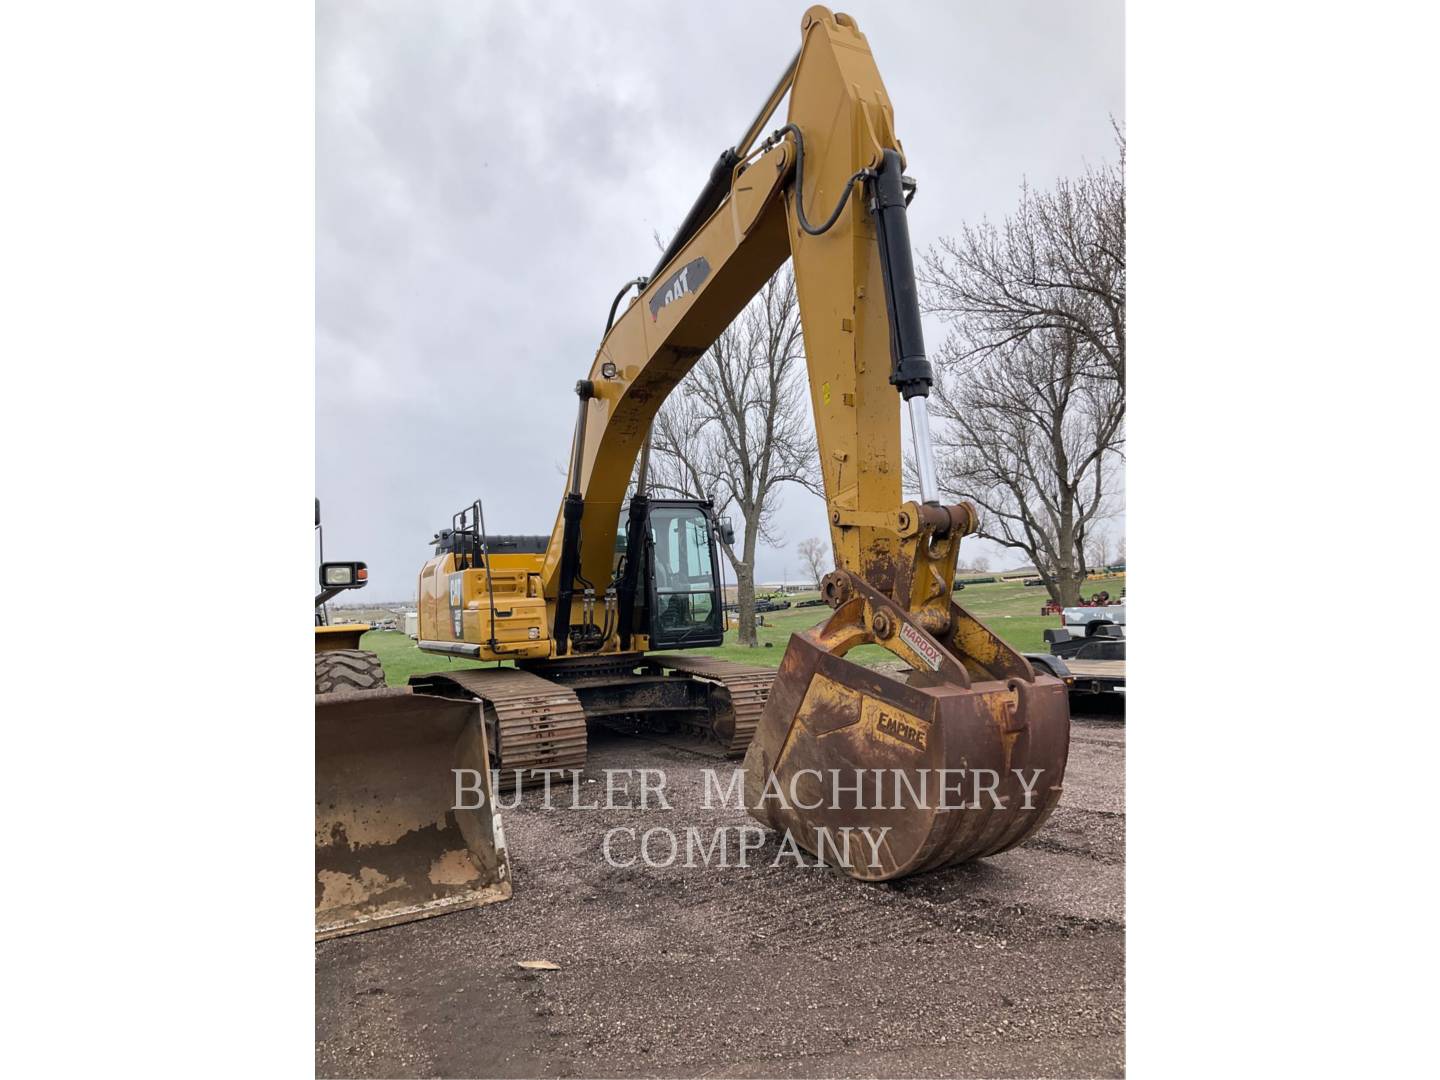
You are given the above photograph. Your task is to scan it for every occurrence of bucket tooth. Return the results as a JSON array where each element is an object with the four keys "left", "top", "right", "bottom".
[{"left": 742, "top": 574, "right": 1070, "bottom": 880}]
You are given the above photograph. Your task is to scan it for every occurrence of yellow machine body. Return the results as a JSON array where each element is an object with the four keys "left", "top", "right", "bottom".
[
  {"left": 314, "top": 623, "right": 369, "bottom": 653},
  {"left": 418, "top": 551, "right": 556, "bottom": 660}
]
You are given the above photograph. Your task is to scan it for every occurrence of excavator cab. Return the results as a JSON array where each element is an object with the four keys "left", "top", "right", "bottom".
[{"left": 641, "top": 499, "right": 727, "bottom": 650}]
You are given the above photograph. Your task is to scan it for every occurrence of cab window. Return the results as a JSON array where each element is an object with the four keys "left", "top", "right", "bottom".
[{"left": 647, "top": 506, "right": 720, "bottom": 642}]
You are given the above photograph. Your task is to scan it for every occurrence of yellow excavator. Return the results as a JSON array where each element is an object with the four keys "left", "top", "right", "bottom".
[
  {"left": 412, "top": 3, "right": 1071, "bottom": 872},
  {"left": 318, "top": 4, "right": 1071, "bottom": 933}
]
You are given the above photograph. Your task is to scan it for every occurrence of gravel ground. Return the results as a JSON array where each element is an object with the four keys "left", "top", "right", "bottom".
[{"left": 316, "top": 700, "right": 1125, "bottom": 1078}]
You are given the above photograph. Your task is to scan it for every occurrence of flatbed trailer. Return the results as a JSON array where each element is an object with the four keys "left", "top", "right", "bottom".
[
  {"left": 1056, "top": 657, "right": 1125, "bottom": 696},
  {"left": 1025, "top": 651, "right": 1126, "bottom": 698}
]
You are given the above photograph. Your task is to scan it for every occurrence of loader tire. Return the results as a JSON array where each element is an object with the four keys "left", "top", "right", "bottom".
[{"left": 315, "top": 649, "right": 386, "bottom": 694}]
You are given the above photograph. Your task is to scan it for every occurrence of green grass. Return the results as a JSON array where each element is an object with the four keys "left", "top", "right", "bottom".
[
  {"left": 360, "top": 630, "right": 489, "bottom": 687},
  {"left": 689, "top": 574, "right": 1123, "bottom": 667},
  {"left": 688, "top": 601, "right": 898, "bottom": 668},
  {"left": 361, "top": 574, "right": 1125, "bottom": 682}
]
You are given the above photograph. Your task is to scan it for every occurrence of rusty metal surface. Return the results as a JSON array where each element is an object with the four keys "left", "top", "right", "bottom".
[
  {"left": 315, "top": 688, "right": 511, "bottom": 940},
  {"left": 648, "top": 654, "right": 777, "bottom": 755},
  {"left": 566, "top": 675, "right": 711, "bottom": 719},
  {"left": 411, "top": 667, "right": 588, "bottom": 782},
  {"left": 890, "top": 501, "right": 972, "bottom": 638},
  {"left": 742, "top": 572, "right": 1071, "bottom": 881}
]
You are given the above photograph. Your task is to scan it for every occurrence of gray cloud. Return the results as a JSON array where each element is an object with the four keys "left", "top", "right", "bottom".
[{"left": 318, "top": 0, "right": 1124, "bottom": 598}]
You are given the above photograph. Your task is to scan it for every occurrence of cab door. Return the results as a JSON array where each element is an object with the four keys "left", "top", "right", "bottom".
[{"left": 645, "top": 502, "right": 724, "bottom": 649}]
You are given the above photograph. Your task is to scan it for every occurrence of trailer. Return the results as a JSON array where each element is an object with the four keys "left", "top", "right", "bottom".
[
  {"left": 1046, "top": 656, "right": 1125, "bottom": 696},
  {"left": 1025, "top": 619, "right": 1125, "bottom": 700},
  {"left": 1026, "top": 649, "right": 1126, "bottom": 699}
]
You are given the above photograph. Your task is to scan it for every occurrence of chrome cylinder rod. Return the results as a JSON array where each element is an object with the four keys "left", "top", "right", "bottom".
[{"left": 908, "top": 395, "right": 940, "bottom": 505}]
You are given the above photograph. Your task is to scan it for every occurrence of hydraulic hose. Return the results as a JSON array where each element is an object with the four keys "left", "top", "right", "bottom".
[
  {"left": 603, "top": 276, "right": 648, "bottom": 337},
  {"left": 774, "top": 123, "right": 874, "bottom": 236}
]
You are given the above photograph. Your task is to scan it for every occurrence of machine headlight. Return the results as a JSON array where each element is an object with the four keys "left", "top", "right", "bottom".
[{"left": 324, "top": 566, "right": 354, "bottom": 585}]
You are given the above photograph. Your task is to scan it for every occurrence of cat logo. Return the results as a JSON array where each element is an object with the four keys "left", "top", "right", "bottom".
[{"left": 649, "top": 256, "right": 711, "bottom": 320}]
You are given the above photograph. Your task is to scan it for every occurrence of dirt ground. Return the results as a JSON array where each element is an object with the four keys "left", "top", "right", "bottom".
[{"left": 316, "top": 700, "right": 1125, "bottom": 1079}]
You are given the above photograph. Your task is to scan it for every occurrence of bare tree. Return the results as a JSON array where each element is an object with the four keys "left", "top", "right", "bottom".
[
  {"left": 649, "top": 269, "right": 819, "bottom": 645},
  {"left": 971, "top": 555, "right": 990, "bottom": 573},
  {"left": 796, "top": 537, "right": 828, "bottom": 589},
  {"left": 919, "top": 127, "right": 1125, "bottom": 385},
  {"left": 1087, "top": 532, "right": 1112, "bottom": 572},
  {"left": 919, "top": 133, "right": 1124, "bottom": 605},
  {"left": 930, "top": 328, "right": 1122, "bottom": 606}
]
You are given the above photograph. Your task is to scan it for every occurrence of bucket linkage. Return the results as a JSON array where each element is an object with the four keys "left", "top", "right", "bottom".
[{"left": 742, "top": 503, "right": 1071, "bottom": 881}]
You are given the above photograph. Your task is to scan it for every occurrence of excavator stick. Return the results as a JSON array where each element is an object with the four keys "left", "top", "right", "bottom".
[
  {"left": 742, "top": 573, "right": 1070, "bottom": 881},
  {"left": 315, "top": 688, "right": 510, "bottom": 939}
]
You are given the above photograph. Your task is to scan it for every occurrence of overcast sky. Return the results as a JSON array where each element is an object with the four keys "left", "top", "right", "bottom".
[{"left": 317, "top": 0, "right": 1124, "bottom": 601}]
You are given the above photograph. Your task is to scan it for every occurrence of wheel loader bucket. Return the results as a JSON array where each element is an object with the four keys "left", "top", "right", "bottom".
[
  {"left": 742, "top": 582, "right": 1071, "bottom": 881},
  {"left": 316, "top": 688, "right": 511, "bottom": 940}
]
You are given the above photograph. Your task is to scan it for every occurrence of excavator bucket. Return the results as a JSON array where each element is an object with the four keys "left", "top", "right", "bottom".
[
  {"left": 316, "top": 688, "right": 510, "bottom": 939},
  {"left": 742, "top": 575, "right": 1070, "bottom": 880}
]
